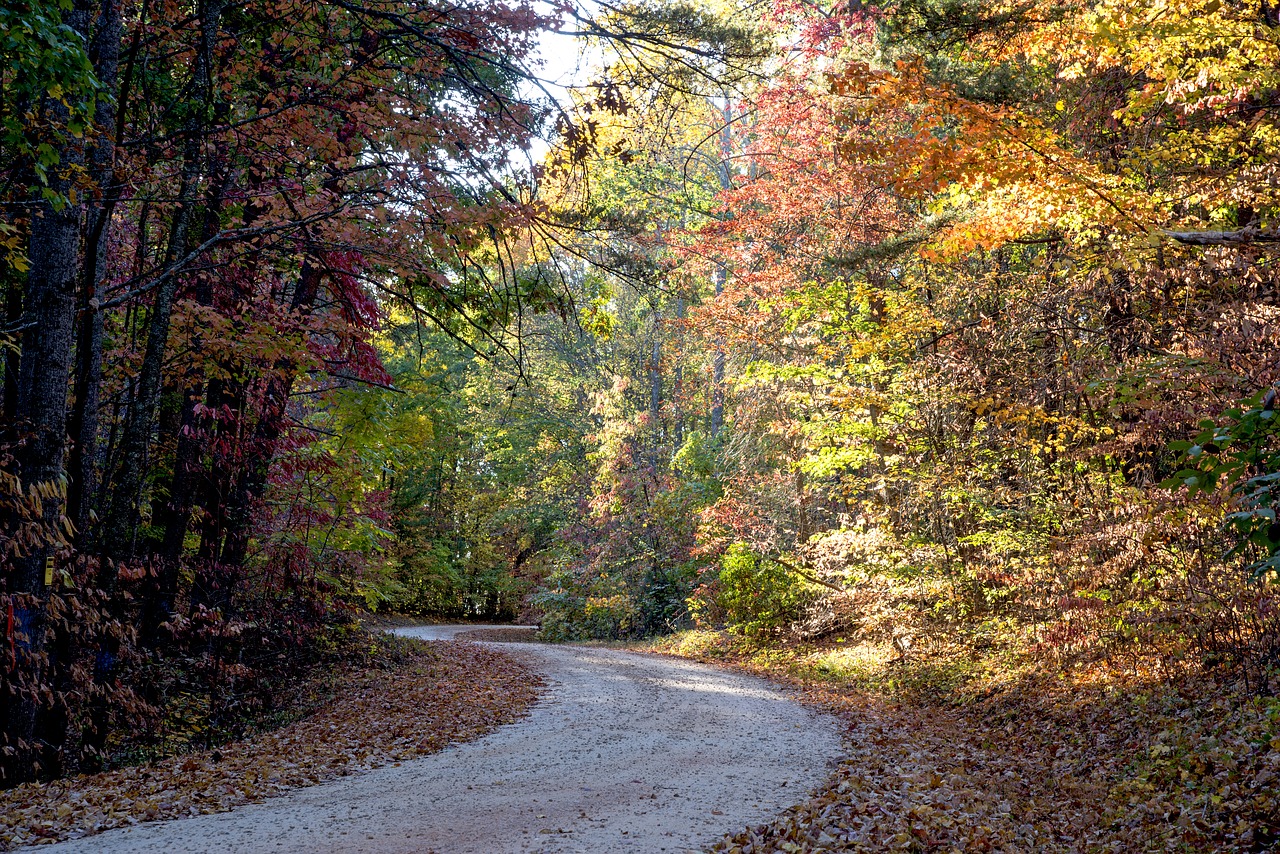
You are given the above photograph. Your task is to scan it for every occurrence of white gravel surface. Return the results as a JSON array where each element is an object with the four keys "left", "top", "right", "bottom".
[{"left": 28, "top": 626, "right": 844, "bottom": 854}]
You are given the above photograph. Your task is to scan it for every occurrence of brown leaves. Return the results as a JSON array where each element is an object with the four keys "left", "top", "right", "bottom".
[
  {"left": 0, "top": 638, "right": 541, "bottom": 850},
  {"left": 652, "top": 633, "right": 1279, "bottom": 853}
]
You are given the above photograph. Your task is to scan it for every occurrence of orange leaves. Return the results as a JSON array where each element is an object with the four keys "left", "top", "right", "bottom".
[{"left": 814, "top": 19, "right": 1175, "bottom": 260}]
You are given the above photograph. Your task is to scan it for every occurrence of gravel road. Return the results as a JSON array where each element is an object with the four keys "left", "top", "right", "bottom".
[{"left": 29, "top": 627, "right": 844, "bottom": 854}]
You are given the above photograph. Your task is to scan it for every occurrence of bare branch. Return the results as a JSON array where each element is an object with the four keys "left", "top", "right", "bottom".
[{"left": 1161, "top": 227, "right": 1280, "bottom": 246}]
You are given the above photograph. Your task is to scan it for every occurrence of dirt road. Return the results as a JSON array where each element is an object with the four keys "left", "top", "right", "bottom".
[{"left": 30, "top": 627, "right": 843, "bottom": 853}]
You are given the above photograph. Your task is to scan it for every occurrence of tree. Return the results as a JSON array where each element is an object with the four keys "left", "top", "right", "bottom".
[{"left": 0, "top": 0, "right": 558, "bottom": 782}]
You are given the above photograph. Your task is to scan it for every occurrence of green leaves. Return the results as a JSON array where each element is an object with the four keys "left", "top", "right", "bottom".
[
  {"left": 0, "top": 0, "right": 98, "bottom": 188},
  {"left": 1164, "top": 390, "right": 1280, "bottom": 579},
  {"left": 715, "top": 544, "right": 812, "bottom": 640}
]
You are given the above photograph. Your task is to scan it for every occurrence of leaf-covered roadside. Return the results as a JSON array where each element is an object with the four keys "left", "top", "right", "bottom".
[
  {"left": 0, "top": 637, "right": 541, "bottom": 850},
  {"left": 456, "top": 627, "right": 543, "bottom": 643},
  {"left": 644, "top": 632, "right": 1280, "bottom": 853}
]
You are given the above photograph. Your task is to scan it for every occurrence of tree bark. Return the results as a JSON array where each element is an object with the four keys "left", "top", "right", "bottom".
[
  {"left": 710, "top": 265, "right": 725, "bottom": 439},
  {"left": 2, "top": 275, "right": 21, "bottom": 431},
  {"left": 101, "top": 0, "right": 224, "bottom": 568},
  {"left": 3, "top": 0, "right": 92, "bottom": 787},
  {"left": 709, "top": 96, "right": 733, "bottom": 440},
  {"left": 215, "top": 259, "right": 323, "bottom": 577},
  {"left": 67, "top": 0, "right": 124, "bottom": 551},
  {"left": 649, "top": 308, "right": 661, "bottom": 466},
  {"left": 672, "top": 293, "right": 684, "bottom": 449},
  {"left": 148, "top": 165, "right": 230, "bottom": 641}
]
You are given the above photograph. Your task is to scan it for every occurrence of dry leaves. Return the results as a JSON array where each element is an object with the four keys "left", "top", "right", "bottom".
[
  {"left": 648, "top": 636, "right": 1280, "bottom": 853},
  {"left": 455, "top": 627, "right": 542, "bottom": 643},
  {"left": 0, "top": 637, "right": 542, "bottom": 850}
]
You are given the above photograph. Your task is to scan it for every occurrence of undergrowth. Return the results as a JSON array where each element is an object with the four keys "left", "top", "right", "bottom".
[{"left": 103, "top": 618, "right": 383, "bottom": 770}]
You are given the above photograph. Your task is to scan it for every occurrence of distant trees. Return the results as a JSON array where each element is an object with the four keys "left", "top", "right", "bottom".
[{"left": 532, "top": 0, "right": 1280, "bottom": 680}]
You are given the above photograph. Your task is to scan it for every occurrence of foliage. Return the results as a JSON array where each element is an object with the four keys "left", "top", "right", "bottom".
[
  {"left": 535, "top": 377, "right": 704, "bottom": 640},
  {"left": 711, "top": 543, "right": 811, "bottom": 639},
  {"left": 0, "top": 0, "right": 97, "bottom": 200},
  {"left": 1167, "top": 389, "right": 1280, "bottom": 581},
  {"left": 8, "top": 0, "right": 1280, "bottom": 812},
  {"left": 653, "top": 627, "right": 1280, "bottom": 853},
  {"left": 0, "top": 0, "right": 556, "bottom": 783}
]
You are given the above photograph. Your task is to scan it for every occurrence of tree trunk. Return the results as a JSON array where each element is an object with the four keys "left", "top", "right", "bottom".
[
  {"left": 67, "top": 0, "right": 124, "bottom": 551},
  {"left": 710, "top": 265, "right": 726, "bottom": 439},
  {"left": 101, "top": 0, "right": 224, "bottom": 568},
  {"left": 649, "top": 308, "right": 662, "bottom": 466},
  {"left": 146, "top": 161, "right": 230, "bottom": 641},
  {"left": 709, "top": 96, "right": 733, "bottom": 440},
  {"left": 2, "top": 274, "right": 21, "bottom": 431},
  {"left": 2, "top": 0, "right": 92, "bottom": 787},
  {"left": 215, "top": 259, "right": 323, "bottom": 576},
  {"left": 673, "top": 294, "right": 684, "bottom": 449}
]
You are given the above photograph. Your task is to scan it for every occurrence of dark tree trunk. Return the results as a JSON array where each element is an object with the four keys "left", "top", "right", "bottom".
[
  {"left": 67, "top": 0, "right": 124, "bottom": 551},
  {"left": 673, "top": 294, "right": 684, "bottom": 449},
  {"left": 145, "top": 162, "right": 230, "bottom": 642},
  {"left": 146, "top": 387, "right": 205, "bottom": 636},
  {"left": 2, "top": 0, "right": 92, "bottom": 787},
  {"left": 59, "top": 0, "right": 126, "bottom": 775},
  {"left": 710, "top": 96, "right": 732, "bottom": 441},
  {"left": 710, "top": 265, "right": 725, "bottom": 439},
  {"left": 649, "top": 310, "right": 662, "bottom": 466},
  {"left": 2, "top": 276, "right": 20, "bottom": 431},
  {"left": 215, "top": 259, "right": 324, "bottom": 579},
  {"left": 101, "top": 0, "right": 224, "bottom": 568}
]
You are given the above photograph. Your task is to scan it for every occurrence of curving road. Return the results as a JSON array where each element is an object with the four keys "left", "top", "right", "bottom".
[{"left": 30, "top": 626, "right": 844, "bottom": 854}]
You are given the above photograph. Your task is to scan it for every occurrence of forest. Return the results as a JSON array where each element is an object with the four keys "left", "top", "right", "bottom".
[{"left": 2, "top": 0, "right": 1279, "bottom": 846}]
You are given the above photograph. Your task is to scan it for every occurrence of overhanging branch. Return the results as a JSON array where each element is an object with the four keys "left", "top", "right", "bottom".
[
  {"left": 768, "top": 555, "right": 856, "bottom": 600},
  {"left": 1161, "top": 227, "right": 1280, "bottom": 246}
]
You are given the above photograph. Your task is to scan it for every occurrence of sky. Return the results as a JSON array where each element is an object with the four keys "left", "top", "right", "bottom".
[{"left": 525, "top": 2, "right": 604, "bottom": 159}]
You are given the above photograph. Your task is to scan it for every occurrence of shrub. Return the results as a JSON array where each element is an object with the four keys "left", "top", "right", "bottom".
[{"left": 715, "top": 544, "right": 811, "bottom": 639}]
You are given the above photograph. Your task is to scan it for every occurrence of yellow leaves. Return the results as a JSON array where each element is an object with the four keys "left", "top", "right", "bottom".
[
  {"left": 853, "top": 0, "right": 1274, "bottom": 258},
  {"left": 27, "top": 477, "right": 67, "bottom": 501}
]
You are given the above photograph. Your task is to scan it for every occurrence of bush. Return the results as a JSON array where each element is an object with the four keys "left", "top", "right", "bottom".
[
  {"left": 715, "top": 544, "right": 811, "bottom": 639},
  {"left": 532, "top": 570, "right": 639, "bottom": 641}
]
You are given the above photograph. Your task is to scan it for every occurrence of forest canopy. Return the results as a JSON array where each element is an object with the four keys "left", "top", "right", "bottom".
[{"left": 3, "top": 0, "right": 1279, "bottom": 797}]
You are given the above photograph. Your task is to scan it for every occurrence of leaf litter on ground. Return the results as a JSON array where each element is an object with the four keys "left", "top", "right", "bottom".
[
  {"left": 0, "top": 636, "right": 542, "bottom": 850},
  {"left": 642, "top": 631, "right": 1280, "bottom": 853}
]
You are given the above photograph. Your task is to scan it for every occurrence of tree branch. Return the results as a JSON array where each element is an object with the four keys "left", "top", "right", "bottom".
[
  {"left": 1161, "top": 227, "right": 1280, "bottom": 246},
  {"left": 768, "top": 555, "right": 856, "bottom": 599}
]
